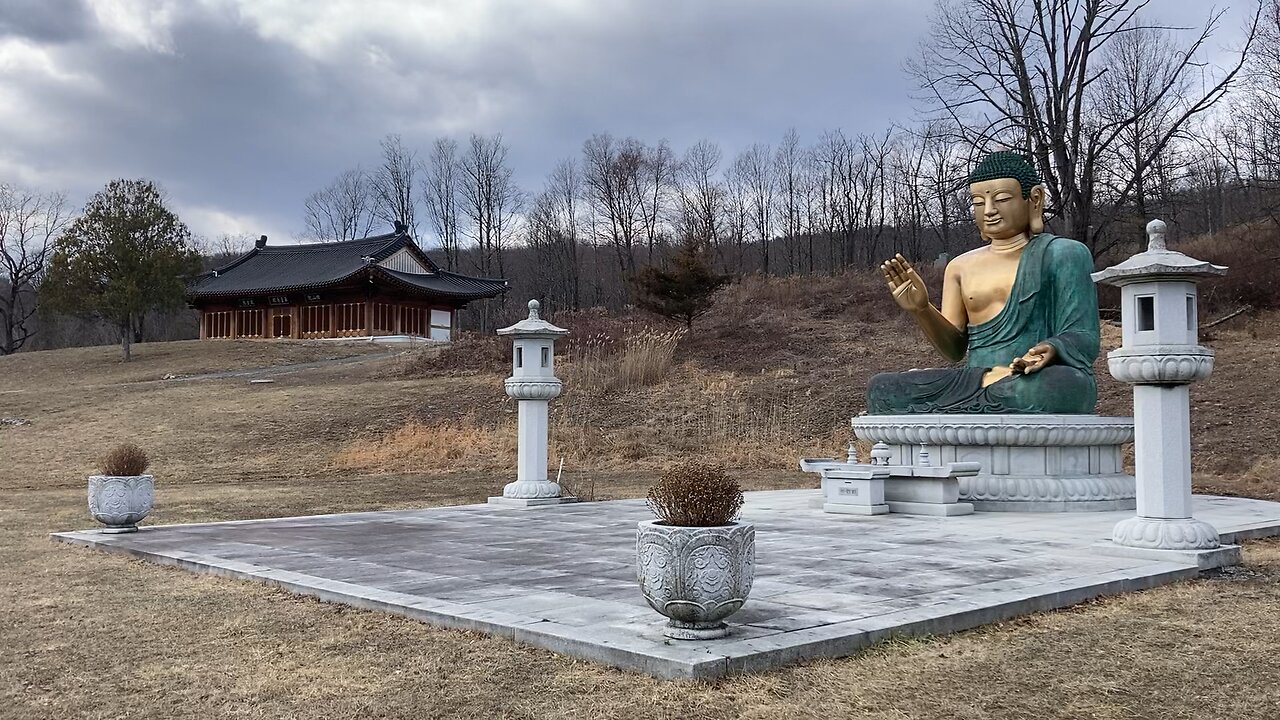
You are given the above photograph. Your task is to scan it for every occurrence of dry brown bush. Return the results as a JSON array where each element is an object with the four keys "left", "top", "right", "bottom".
[
  {"left": 1177, "top": 222, "right": 1280, "bottom": 316},
  {"left": 645, "top": 460, "right": 744, "bottom": 526},
  {"left": 552, "top": 306, "right": 635, "bottom": 342},
  {"left": 99, "top": 443, "right": 150, "bottom": 476},
  {"left": 403, "top": 333, "right": 508, "bottom": 375},
  {"left": 715, "top": 267, "right": 940, "bottom": 324}
]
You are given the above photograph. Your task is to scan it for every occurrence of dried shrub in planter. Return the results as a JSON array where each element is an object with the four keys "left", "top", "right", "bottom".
[
  {"left": 99, "top": 443, "right": 150, "bottom": 476},
  {"left": 646, "top": 461, "right": 744, "bottom": 527}
]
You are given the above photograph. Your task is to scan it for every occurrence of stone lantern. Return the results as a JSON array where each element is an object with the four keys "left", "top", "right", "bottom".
[
  {"left": 1093, "top": 219, "right": 1235, "bottom": 565},
  {"left": 488, "top": 300, "right": 575, "bottom": 507}
]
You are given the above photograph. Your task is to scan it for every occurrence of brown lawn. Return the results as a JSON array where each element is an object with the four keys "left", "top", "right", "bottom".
[{"left": 2, "top": 304, "right": 1280, "bottom": 719}]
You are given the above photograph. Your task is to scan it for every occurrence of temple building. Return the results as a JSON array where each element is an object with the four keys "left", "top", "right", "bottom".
[{"left": 186, "top": 224, "right": 507, "bottom": 341}]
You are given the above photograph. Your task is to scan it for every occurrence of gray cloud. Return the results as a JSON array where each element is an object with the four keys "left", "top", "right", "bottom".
[
  {"left": 0, "top": 0, "right": 1257, "bottom": 245},
  {"left": 0, "top": 0, "right": 90, "bottom": 44}
]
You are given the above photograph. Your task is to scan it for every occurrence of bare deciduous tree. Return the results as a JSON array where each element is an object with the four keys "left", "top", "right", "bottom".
[
  {"left": 458, "top": 133, "right": 522, "bottom": 280},
  {"left": 724, "top": 153, "right": 752, "bottom": 272},
  {"left": 911, "top": 0, "right": 1257, "bottom": 256},
  {"left": 303, "top": 167, "right": 378, "bottom": 241},
  {"left": 1094, "top": 23, "right": 1192, "bottom": 224},
  {"left": 0, "top": 184, "right": 70, "bottom": 354},
  {"left": 676, "top": 140, "right": 725, "bottom": 259},
  {"left": 773, "top": 129, "right": 807, "bottom": 273},
  {"left": 916, "top": 120, "right": 969, "bottom": 257},
  {"left": 370, "top": 134, "right": 418, "bottom": 237},
  {"left": 582, "top": 133, "right": 646, "bottom": 273},
  {"left": 422, "top": 137, "right": 462, "bottom": 270},
  {"left": 527, "top": 158, "right": 583, "bottom": 310},
  {"left": 638, "top": 140, "right": 677, "bottom": 262},
  {"left": 1212, "top": 0, "right": 1280, "bottom": 224},
  {"left": 736, "top": 143, "right": 776, "bottom": 273}
]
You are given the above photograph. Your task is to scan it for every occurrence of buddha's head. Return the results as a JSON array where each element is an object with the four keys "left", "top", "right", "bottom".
[{"left": 968, "top": 151, "right": 1045, "bottom": 242}]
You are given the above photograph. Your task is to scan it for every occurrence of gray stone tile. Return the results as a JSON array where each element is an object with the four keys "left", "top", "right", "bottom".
[{"left": 50, "top": 490, "right": 1280, "bottom": 679}]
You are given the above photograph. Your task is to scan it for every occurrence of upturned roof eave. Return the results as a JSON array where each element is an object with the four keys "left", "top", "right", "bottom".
[{"left": 373, "top": 266, "right": 510, "bottom": 301}]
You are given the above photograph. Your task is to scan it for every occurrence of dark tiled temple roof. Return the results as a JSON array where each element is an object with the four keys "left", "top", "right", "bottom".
[
  {"left": 186, "top": 231, "right": 507, "bottom": 301},
  {"left": 376, "top": 267, "right": 512, "bottom": 300}
]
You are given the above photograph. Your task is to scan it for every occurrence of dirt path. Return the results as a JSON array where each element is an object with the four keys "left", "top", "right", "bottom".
[{"left": 161, "top": 350, "right": 405, "bottom": 382}]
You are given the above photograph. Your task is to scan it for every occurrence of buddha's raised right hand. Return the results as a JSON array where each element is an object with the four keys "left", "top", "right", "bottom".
[{"left": 881, "top": 254, "right": 929, "bottom": 313}]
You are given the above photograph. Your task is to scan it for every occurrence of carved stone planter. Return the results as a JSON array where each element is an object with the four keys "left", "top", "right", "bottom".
[
  {"left": 636, "top": 520, "right": 755, "bottom": 640},
  {"left": 88, "top": 474, "right": 154, "bottom": 533}
]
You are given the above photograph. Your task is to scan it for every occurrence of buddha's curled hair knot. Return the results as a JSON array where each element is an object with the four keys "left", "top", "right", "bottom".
[{"left": 969, "top": 151, "right": 1042, "bottom": 198}]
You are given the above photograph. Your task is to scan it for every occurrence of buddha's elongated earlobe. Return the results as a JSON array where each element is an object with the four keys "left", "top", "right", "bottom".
[{"left": 1029, "top": 185, "right": 1045, "bottom": 235}]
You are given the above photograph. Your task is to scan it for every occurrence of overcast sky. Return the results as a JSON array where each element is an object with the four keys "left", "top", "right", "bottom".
[{"left": 0, "top": 0, "right": 1258, "bottom": 248}]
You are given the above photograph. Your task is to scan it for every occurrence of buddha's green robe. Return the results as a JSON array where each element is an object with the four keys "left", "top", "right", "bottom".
[{"left": 866, "top": 233, "right": 1100, "bottom": 415}]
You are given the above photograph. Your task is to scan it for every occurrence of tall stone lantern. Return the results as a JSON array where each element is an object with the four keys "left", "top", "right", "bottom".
[
  {"left": 1093, "top": 219, "right": 1234, "bottom": 565},
  {"left": 488, "top": 300, "right": 575, "bottom": 507}
]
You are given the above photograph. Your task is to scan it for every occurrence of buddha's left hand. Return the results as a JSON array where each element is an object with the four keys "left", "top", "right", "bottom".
[{"left": 1011, "top": 343, "right": 1056, "bottom": 374}]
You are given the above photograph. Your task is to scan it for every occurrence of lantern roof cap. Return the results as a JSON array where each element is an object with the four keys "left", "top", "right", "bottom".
[
  {"left": 1093, "top": 219, "right": 1227, "bottom": 286},
  {"left": 498, "top": 299, "right": 569, "bottom": 337}
]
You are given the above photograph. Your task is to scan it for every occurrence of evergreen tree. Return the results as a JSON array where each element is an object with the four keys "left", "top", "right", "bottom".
[
  {"left": 632, "top": 236, "right": 730, "bottom": 328},
  {"left": 42, "top": 179, "right": 200, "bottom": 361}
]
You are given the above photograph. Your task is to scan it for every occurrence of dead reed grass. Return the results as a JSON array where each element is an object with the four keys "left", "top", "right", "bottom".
[
  {"left": 334, "top": 420, "right": 516, "bottom": 473},
  {"left": 562, "top": 331, "right": 616, "bottom": 394},
  {"left": 615, "top": 327, "right": 685, "bottom": 389},
  {"left": 6, "top": 316, "right": 1280, "bottom": 718},
  {"left": 561, "top": 325, "right": 686, "bottom": 392},
  {"left": 548, "top": 365, "right": 851, "bottom": 474}
]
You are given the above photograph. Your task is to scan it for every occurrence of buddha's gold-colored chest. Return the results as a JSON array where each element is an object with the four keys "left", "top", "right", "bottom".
[{"left": 960, "top": 250, "right": 1022, "bottom": 325}]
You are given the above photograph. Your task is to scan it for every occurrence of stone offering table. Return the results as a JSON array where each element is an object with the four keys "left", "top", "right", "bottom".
[
  {"left": 852, "top": 414, "right": 1136, "bottom": 512},
  {"left": 799, "top": 454, "right": 975, "bottom": 516}
]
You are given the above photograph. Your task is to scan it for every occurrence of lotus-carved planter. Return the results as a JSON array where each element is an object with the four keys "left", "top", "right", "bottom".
[
  {"left": 636, "top": 520, "right": 755, "bottom": 640},
  {"left": 88, "top": 474, "right": 154, "bottom": 533}
]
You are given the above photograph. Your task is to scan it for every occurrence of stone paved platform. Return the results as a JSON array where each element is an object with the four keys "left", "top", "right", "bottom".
[{"left": 52, "top": 490, "right": 1280, "bottom": 679}]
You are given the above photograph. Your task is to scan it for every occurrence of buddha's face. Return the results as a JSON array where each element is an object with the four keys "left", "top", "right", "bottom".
[{"left": 970, "top": 178, "right": 1043, "bottom": 241}]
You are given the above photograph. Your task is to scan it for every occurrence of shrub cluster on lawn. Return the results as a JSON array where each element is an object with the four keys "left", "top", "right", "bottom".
[
  {"left": 404, "top": 333, "right": 509, "bottom": 375},
  {"left": 1180, "top": 223, "right": 1280, "bottom": 315},
  {"left": 334, "top": 420, "right": 515, "bottom": 473}
]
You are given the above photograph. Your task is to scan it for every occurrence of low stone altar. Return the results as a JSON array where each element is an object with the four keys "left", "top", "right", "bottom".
[
  {"left": 800, "top": 450, "right": 976, "bottom": 517},
  {"left": 851, "top": 414, "right": 1136, "bottom": 512}
]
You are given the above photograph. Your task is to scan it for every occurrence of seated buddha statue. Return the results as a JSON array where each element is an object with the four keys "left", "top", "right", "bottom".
[{"left": 866, "top": 151, "right": 1100, "bottom": 415}]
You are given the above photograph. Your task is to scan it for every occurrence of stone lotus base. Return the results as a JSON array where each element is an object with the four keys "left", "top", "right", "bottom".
[
  {"left": 852, "top": 414, "right": 1136, "bottom": 512},
  {"left": 488, "top": 480, "right": 578, "bottom": 508}
]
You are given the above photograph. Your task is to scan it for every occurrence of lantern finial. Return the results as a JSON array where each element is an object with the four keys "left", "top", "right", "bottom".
[{"left": 1146, "top": 219, "right": 1167, "bottom": 252}]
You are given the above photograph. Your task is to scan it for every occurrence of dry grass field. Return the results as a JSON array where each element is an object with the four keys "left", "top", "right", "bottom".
[{"left": 4, "top": 283, "right": 1280, "bottom": 719}]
